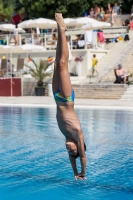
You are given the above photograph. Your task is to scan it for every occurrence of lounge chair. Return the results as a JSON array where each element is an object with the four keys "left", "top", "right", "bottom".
[
  {"left": 1, "top": 59, "right": 7, "bottom": 70},
  {"left": 13, "top": 57, "right": 25, "bottom": 76},
  {"left": 1, "top": 59, "right": 7, "bottom": 76}
]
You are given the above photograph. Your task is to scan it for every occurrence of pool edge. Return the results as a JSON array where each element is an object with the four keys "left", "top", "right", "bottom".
[{"left": 0, "top": 103, "right": 133, "bottom": 111}]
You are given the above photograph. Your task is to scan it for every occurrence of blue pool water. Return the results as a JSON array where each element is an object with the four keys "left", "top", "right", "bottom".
[{"left": 0, "top": 107, "right": 133, "bottom": 200}]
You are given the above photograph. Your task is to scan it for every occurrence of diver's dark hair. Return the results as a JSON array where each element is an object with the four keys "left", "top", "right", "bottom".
[{"left": 70, "top": 143, "right": 86, "bottom": 159}]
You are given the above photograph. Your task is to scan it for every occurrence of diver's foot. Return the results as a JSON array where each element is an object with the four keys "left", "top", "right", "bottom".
[{"left": 55, "top": 13, "right": 67, "bottom": 31}]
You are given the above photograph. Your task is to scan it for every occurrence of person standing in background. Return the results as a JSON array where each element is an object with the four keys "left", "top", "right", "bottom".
[
  {"left": 14, "top": 24, "right": 19, "bottom": 46},
  {"left": 131, "top": 5, "right": 133, "bottom": 15},
  {"left": 92, "top": 54, "right": 98, "bottom": 77},
  {"left": 89, "top": 8, "right": 94, "bottom": 18},
  {"left": 94, "top": 4, "right": 100, "bottom": 19},
  {"left": 112, "top": 2, "right": 120, "bottom": 25},
  {"left": 104, "top": 3, "right": 112, "bottom": 22},
  {"left": 130, "top": 16, "right": 133, "bottom": 30},
  {"left": 100, "top": 7, "right": 105, "bottom": 21},
  {"left": 1, "top": 60, "right": 14, "bottom": 76},
  {"left": 12, "top": 9, "right": 21, "bottom": 25}
]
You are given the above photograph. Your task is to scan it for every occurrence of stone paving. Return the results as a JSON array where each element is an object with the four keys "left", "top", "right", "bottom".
[{"left": 0, "top": 97, "right": 133, "bottom": 110}]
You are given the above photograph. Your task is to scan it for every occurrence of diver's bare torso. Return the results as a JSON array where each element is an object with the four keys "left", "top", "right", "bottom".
[{"left": 56, "top": 103, "right": 82, "bottom": 140}]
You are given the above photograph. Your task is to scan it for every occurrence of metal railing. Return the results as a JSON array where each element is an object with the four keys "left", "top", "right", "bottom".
[{"left": 0, "top": 30, "right": 88, "bottom": 49}]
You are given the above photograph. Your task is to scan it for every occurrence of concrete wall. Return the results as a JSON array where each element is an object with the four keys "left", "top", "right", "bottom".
[
  {"left": 0, "top": 49, "right": 107, "bottom": 77},
  {"left": 69, "top": 49, "right": 107, "bottom": 75},
  {"left": 23, "top": 78, "right": 128, "bottom": 99}
]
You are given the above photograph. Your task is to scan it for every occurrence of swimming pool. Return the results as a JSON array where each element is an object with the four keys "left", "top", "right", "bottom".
[{"left": 0, "top": 107, "right": 133, "bottom": 200}]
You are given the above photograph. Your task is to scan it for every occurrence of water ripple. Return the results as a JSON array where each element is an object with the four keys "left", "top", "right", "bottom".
[{"left": 0, "top": 107, "right": 133, "bottom": 200}]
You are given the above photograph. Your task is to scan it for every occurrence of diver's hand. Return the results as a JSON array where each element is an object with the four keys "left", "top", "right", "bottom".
[
  {"left": 74, "top": 172, "right": 79, "bottom": 180},
  {"left": 77, "top": 172, "right": 86, "bottom": 180}
]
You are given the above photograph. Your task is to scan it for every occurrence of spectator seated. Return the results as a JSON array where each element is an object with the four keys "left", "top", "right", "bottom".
[{"left": 114, "top": 69, "right": 129, "bottom": 84}]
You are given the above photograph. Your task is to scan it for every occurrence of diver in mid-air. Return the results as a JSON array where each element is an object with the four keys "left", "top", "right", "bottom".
[{"left": 52, "top": 13, "right": 86, "bottom": 180}]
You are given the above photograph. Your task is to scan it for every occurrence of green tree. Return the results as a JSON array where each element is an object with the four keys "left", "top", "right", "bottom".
[
  {"left": 0, "top": 0, "right": 14, "bottom": 20},
  {"left": 18, "top": 0, "right": 133, "bottom": 19},
  {"left": 19, "top": 0, "right": 89, "bottom": 18}
]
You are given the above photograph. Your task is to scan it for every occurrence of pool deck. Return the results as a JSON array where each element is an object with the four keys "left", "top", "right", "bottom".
[{"left": 0, "top": 97, "right": 133, "bottom": 110}]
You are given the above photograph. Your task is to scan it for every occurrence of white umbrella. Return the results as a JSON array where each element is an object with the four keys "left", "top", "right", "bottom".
[
  {"left": 0, "top": 24, "right": 15, "bottom": 31},
  {"left": 11, "top": 44, "right": 44, "bottom": 52},
  {"left": 76, "top": 17, "right": 97, "bottom": 24},
  {"left": 63, "top": 17, "right": 100, "bottom": 28},
  {"left": 0, "top": 45, "right": 11, "bottom": 52},
  {"left": 82, "top": 21, "right": 111, "bottom": 30},
  {"left": 32, "top": 18, "right": 56, "bottom": 29},
  {"left": 63, "top": 18, "right": 77, "bottom": 27},
  {"left": 0, "top": 44, "right": 44, "bottom": 53},
  {"left": 0, "top": 24, "right": 25, "bottom": 32},
  {"left": 68, "top": 17, "right": 97, "bottom": 27},
  {"left": 15, "top": 28, "right": 25, "bottom": 33},
  {"left": 19, "top": 18, "right": 56, "bottom": 29},
  {"left": 18, "top": 20, "right": 34, "bottom": 29}
]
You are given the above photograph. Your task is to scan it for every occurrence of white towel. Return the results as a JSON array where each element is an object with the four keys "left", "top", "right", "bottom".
[
  {"left": 78, "top": 40, "right": 85, "bottom": 47},
  {"left": 36, "top": 27, "right": 40, "bottom": 35},
  {"left": 85, "top": 31, "right": 93, "bottom": 44}
]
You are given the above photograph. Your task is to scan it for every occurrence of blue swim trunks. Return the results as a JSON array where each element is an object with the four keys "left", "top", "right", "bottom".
[{"left": 54, "top": 90, "right": 75, "bottom": 103}]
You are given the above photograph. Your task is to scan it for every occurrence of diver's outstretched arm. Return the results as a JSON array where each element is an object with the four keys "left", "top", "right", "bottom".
[{"left": 69, "top": 156, "right": 78, "bottom": 179}]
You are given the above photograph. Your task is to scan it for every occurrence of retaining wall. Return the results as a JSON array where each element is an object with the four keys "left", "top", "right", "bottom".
[{"left": 23, "top": 80, "right": 128, "bottom": 99}]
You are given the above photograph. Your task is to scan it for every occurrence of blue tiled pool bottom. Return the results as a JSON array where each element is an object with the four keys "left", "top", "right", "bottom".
[{"left": 0, "top": 107, "right": 133, "bottom": 200}]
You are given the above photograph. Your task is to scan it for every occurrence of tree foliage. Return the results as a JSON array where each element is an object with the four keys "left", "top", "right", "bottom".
[
  {"left": 18, "top": 0, "right": 133, "bottom": 19},
  {"left": 1, "top": 0, "right": 133, "bottom": 20},
  {"left": 19, "top": 0, "right": 89, "bottom": 18},
  {"left": 25, "top": 59, "right": 52, "bottom": 86},
  {"left": 0, "top": 0, "right": 14, "bottom": 20}
]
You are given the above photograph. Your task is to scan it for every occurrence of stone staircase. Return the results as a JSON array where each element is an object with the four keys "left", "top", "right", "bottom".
[
  {"left": 80, "top": 32, "right": 133, "bottom": 84},
  {"left": 113, "top": 15, "right": 130, "bottom": 27},
  {"left": 105, "top": 14, "right": 129, "bottom": 26},
  {"left": 101, "top": 32, "right": 133, "bottom": 83},
  {"left": 120, "top": 85, "right": 133, "bottom": 101},
  {"left": 72, "top": 84, "right": 128, "bottom": 99},
  {"left": 45, "top": 84, "right": 127, "bottom": 99}
]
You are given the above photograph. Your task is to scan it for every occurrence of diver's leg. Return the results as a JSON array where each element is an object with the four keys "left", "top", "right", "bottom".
[
  {"left": 52, "top": 63, "right": 59, "bottom": 94},
  {"left": 52, "top": 26, "right": 62, "bottom": 94},
  {"left": 55, "top": 13, "right": 72, "bottom": 97}
]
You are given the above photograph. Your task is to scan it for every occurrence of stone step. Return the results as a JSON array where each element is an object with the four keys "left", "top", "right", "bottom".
[
  {"left": 120, "top": 99, "right": 133, "bottom": 101},
  {"left": 124, "top": 86, "right": 133, "bottom": 90},
  {"left": 123, "top": 91, "right": 133, "bottom": 94},
  {"left": 120, "top": 83, "right": 133, "bottom": 100},
  {"left": 121, "top": 92, "right": 133, "bottom": 95},
  {"left": 121, "top": 96, "right": 133, "bottom": 101}
]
